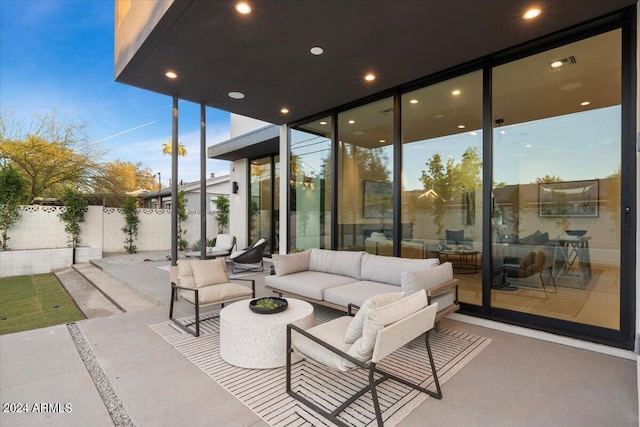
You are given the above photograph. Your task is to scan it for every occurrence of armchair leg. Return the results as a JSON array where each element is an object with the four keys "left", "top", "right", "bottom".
[
  {"left": 169, "top": 286, "right": 176, "bottom": 319},
  {"left": 369, "top": 364, "right": 384, "bottom": 427}
]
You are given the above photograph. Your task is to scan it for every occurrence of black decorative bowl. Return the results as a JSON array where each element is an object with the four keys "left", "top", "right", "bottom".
[
  {"left": 565, "top": 230, "right": 587, "bottom": 237},
  {"left": 249, "top": 297, "right": 288, "bottom": 314}
]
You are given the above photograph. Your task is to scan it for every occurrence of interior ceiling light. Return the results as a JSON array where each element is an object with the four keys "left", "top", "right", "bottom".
[
  {"left": 580, "top": 101, "right": 591, "bottom": 106},
  {"left": 549, "top": 56, "right": 577, "bottom": 69},
  {"left": 228, "top": 91, "right": 245, "bottom": 99},
  {"left": 379, "top": 139, "right": 386, "bottom": 143},
  {"left": 280, "top": 108, "right": 289, "bottom": 114},
  {"left": 469, "top": 131, "right": 477, "bottom": 136},
  {"left": 457, "top": 125, "right": 466, "bottom": 129},
  {"left": 500, "top": 130, "right": 506, "bottom": 135},
  {"left": 165, "top": 71, "right": 178, "bottom": 79},
  {"left": 348, "top": 120, "right": 355, "bottom": 124},
  {"left": 319, "top": 121, "right": 327, "bottom": 125},
  {"left": 235, "top": 2, "right": 251, "bottom": 14},
  {"left": 523, "top": 8, "right": 541, "bottom": 20},
  {"left": 310, "top": 46, "right": 324, "bottom": 55},
  {"left": 451, "top": 89, "right": 461, "bottom": 96},
  {"left": 364, "top": 73, "right": 376, "bottom": 82},
  {"left": 409, "top": 99, "right": 419, "bottom": 104}
]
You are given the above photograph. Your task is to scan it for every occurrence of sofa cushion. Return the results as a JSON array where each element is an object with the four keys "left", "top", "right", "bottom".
[
  {"left": 177, "top": 260, "right": 196, "bottom": 289},
  {"left": 348, "top": 290, "right": 428, "bottom": 363},
  {"left": 401, "top": 262, "right": 453, "bottom": 295},
  {"left": 292, "top": 316, "right": 355, "bottom": 372},
  {"left": 343, "top": 291, "right": 404, "bottom": 344},
  {"left": 191, "top": 258, "right": 229, "bottom": 288},
  {"left": 265, "top": 271, "right": 358, "bottom": 300},
  {"left": 431, "top": 292, "right": 455, "bottom": 311},
  {"left": 181, "top": 282, "right": 252, "bottom": 305},
  {"left": 309, "top": 249, "right": 363, "bottom": 280},
  {"left": 272, "top": 250, "right": 311, "bottom": 276},
  {"left": 325, "top": 281, "right": 401, "bottom": 311},
  {"left": 360, "top": 253, "right": 438, "bottom": 286}
]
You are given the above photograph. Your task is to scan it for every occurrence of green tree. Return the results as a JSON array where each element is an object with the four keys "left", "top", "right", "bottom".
[
  {"left": 214, "top": 194, "right": 230, "bottom": 233},
  {"left": 121, "top": 196, "right": 140, "bottom": 254},
  {"left": 0, "top": 164, "right": 28, "bottom": 250},
  {"left": 420, "top": 147, "right": 482, "bottom": 236},
  {"left": 58, "top": 188, "right": 88, "bottom": 263},
  {"left": 176, "top": 189, "right": 188, "bottom": 250},
  {"left": 0, "top": 110, "right": 104, "bottom": 201}
]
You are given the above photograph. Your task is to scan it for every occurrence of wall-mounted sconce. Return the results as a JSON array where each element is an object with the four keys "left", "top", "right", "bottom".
[{"left": 232, "top": 181, "right": 239, "bottom": 194}]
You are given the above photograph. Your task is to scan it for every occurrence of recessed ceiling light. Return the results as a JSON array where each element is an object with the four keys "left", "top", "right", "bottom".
[
  {"left": 379, "top": 139, "right": 386, "bottom": 143},
  {"left": 281, "top": 108, "right": 289, "bottom": 114},
  {"left": 457, "top": 125, "right": 465, "bottom": 129},
  {"left": 523, "top": 8, "right": 541, "bottom": 20},
  {"left": 228, "top": 91, "right": 245, "bottom": 99},
  {"left": 364, "top": 73, "right": 376, "bottom": 82},
  {"left": 580, "top": 101, "right": 590, "bottom": 106},
  {"left": 469, "top": 131, "right": 477, "bottom": 136},
  {"left": 319, "top": 121, "right": 327, "bottom": 125},
  {"left": 550, "top": 61, "right": 563, "bottom": 68},
  {"left": 310, "top": 46, "right": 324, "bottom": 55},
  {"left": 235, "top": 2, "right": 251, "bottom": 14},
  {"left": 409, "top": 99, "right": 419, "bottom": 104},
  {"left": 451, "top": 89, "right": 461, "bottom": 96},
  {"left": 165, "top": 71, "right": 177, "bottom": 79},
  {"left": 348, "top": 120, "right": 355, "bottom": 124}
]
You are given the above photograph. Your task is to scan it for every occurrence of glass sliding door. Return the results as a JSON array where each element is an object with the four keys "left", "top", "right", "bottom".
[
  {"left": 249, "top": 155, "right": 278, "bottom": 256},
  {"left": 401, "top": 71, "right": 483, "bottom": 305},
  {"left": 491, "top": 30, "right": 621, "bottom": 330},
  {"left": 290, "top": 117, "right": 332, "bottom": 251},
  {"left": 337, "top": 98, "right": 394, "bottom": 253}
]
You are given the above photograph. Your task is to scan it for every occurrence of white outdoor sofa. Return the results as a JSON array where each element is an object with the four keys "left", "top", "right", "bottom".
[{"left": 265, "top": 249, "right": 459, "bottom": 322}]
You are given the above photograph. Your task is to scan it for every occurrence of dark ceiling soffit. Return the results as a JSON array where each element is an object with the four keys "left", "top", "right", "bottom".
[{"left": 208, "top": 124, "right": 280, "bottom": 161}]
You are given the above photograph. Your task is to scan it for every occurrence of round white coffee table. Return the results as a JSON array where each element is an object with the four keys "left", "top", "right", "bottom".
[{"left": 219, "top": 298, "right": 314, "bottom": 369}]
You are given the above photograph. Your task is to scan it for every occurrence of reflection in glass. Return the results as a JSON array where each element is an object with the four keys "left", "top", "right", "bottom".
[
  {"left": 401, "top": 71, "right": 483, "bottom": 305},
  {"left": 250, "top": 156, "right": 272, "bottom": 255},
  {"left": 337, "top": 98, "right": 394, "bottom": 253},
  {"left": 290, "top": 118, "right": 332, "bottom": 251},
  {"left": 491, "top": 30, "right": 621, "bottom": 330}
]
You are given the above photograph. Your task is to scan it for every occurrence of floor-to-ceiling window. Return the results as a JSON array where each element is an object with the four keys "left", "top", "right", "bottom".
[
  {"left": 337, "top": 98, "right": 394, "bottom": 252},
  {"left": 491, "top": 30, "right": 622, "bottom": 330},
  {"left": 290, "top": 117, "right": 332, "bottom": 251},
  {"left": 401, "top": 71, "right": 483, "bottom": 305},
  {"left": 250, "top": 155, "right": 279, "bottom": 255}
]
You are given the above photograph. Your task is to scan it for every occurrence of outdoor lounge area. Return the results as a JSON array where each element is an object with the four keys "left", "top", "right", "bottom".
[{"left": 1, "top": 253, "right": 637, "bottom": 426}]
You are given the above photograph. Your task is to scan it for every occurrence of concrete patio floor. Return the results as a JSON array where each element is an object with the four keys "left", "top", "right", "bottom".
[{"left": 1, "top": 253, "right": 638, "bottom": 426}]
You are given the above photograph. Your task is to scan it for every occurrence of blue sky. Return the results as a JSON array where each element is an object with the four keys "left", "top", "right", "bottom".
[{"left": 0, "top": 0, "right": 231, "bottom": 186}]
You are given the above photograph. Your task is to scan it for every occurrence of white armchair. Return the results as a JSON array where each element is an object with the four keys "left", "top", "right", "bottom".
[{"left": 286, "top": 290, "right": 441, "bottom": 426}]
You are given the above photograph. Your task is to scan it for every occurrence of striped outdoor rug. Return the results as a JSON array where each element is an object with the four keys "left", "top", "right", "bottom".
[{"left": 150, "top": 306, "right": 491, "bottom": 427}]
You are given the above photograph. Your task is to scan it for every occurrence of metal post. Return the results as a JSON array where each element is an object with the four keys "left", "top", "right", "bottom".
[
  {"left": 171, "top": 95, "right": 179, "bottom": 266},
  {"left": 200, "top": 104, "right": 207, "bottom": 259}
]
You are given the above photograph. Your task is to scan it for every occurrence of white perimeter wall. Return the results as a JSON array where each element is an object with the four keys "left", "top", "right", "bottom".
[{"left": 3, "top": 205, "right": 221, "bottom": 254}]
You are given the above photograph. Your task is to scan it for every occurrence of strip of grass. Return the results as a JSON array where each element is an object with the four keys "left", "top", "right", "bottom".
[{"left": 0, "top": 274, "right": 85, "bottom": 335}]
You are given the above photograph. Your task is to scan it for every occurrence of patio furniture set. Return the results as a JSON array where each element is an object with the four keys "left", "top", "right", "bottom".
[{"left": 168, "top": 247, "right": 457, "bottom": 426}]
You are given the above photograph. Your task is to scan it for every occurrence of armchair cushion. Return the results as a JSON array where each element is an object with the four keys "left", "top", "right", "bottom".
[
  {"left": 181, "top": 282, "right": 253, "bottom": 305},
  {"left": 348, "top": 290, "right": 428, "bottom": 363},
  {"left": 343, "top": 292, "right": 405, "bottom": 344},
  {"left": 191, "top": 259, "right": 229, "bottom": 288},
  {"left": 401, "top": 262, "right": 453, "bottom": 295},
  {"left": 272, "top": 250, "right": 311, "bottom": 276},
  {"left": 213, "top": 234, "right": 236, "bottom": 251},
  {"left": 291, "top": 316, "right": 355, "bottom": 371},
  {"left": 177, "top": 260, "right": 196, "bottom": 289}
]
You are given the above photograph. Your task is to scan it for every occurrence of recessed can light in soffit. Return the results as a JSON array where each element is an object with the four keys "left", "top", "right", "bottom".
[
  {"left": 165, "top": 71, "right": 177, "bottom": 79},
  {"left": 364, "top": 73, "right": 375, "bottom": 82},
  {"left": 523, "top": 8, "right": 541, "bottom": 20},
  {"left": 281, "top": 108, "right": 289, "bottom": 114},
  {"left": 228, "top": 92, "right": 245, "bottom": 99},
  {"left": 310, "top": 47, "right": 324, "bottom": 55},
  {"left": 581, "top": 101, "right": 590, "bottom": 106},
  {"left": 236, "top": 2, "right": 251, "bottom": 14},
  {"left": 319, "top": 121, "right": 327, "bottom": 125}
]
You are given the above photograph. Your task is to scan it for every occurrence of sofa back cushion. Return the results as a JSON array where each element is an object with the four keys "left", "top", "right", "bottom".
[
  {"left": 272, "top": 250, "right": 311, "bottom": 276},
  {"left": 309, "top": 249, "right": 363, "bottom": 280},
  {"left": 401, "top": 262, "right": 453, "bottom": 295},
  {"left": 360, "top": 253, "right": 439, "bottom": 286}
]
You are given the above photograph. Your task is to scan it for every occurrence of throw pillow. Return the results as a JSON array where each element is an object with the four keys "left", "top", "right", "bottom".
[
  {"left": 191, "top": 258, "right": 229, "bottom": 288},
  {"left": 401, "top": 262, "right": 453, "bottom": 295},
  {"left": 272, "top": 250, "right": 311, "bottom": 276},
  {"left": 177, "top": 260, "right": 196, "bottom": 289},
  {"left": 343, "top": 292, "right": 405, "bottom": 344},
  {"left": 348, "top": 290, "right": 428, "bottom": 362}
]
